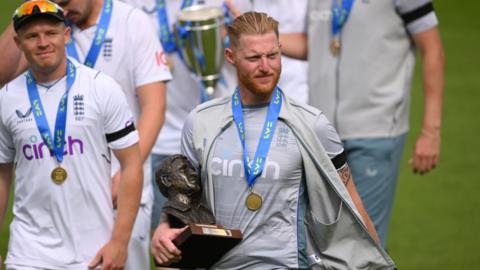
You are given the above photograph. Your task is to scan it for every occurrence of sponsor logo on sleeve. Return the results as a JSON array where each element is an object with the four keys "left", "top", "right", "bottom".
[
  {"left": 125, "top": 117, "right": 134, "bottom": 128},
  {"left": 155, "top": 51, "right": 168, "bottom": 66}
]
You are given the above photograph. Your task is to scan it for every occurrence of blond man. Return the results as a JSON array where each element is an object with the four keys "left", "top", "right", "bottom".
[{"left": 151, "top": 12, "right": 396, "bottom": 269}]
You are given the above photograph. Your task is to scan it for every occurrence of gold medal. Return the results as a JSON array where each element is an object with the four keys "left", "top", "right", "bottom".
[
  {"left": 246, "top": 191, "right": 263, "bottom": 211},
  {"left": 51, "top": 166, "right": 67, "bottom": 185},
  {"left": 330, "top": 38, "right": 341, "bottom": 56}
]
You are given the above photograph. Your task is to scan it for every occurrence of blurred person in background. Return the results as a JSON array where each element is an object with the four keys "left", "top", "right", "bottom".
[
  {"left": 283, "top": 0, "right": 445, "bottom": 248},
  {"left": 119, "top": 0, "right": 240, "bottom": 239}
]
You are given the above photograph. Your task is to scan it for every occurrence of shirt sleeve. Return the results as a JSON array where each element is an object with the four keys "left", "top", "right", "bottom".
[
  {"left": 312, "top": 112, "right": 345, "bottom": 168},
  {"left": 94, "top": 72, "right": 139, "bottom": 150},
  {"left": 0, "top": 88, "right": 15, "bottom": 163},
  {"left": 180, "top": 109, "right": 200, "bottom": 170},
  {"left": 395, "top": 0, "right": 439, "bottom": 35},
  {"left": 128, "top": 8, "right": 172, "bottom": 88}
]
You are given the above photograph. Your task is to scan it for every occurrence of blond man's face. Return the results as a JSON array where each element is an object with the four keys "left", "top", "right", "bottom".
[{"left": 226, "top": 31, "right": 282, "bottom": 103}]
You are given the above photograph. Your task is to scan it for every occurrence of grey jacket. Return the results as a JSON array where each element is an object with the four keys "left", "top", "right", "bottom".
[
  {"left": 308, "top": 0, "right": 438, "bottom": 140},
  {"left": 186, "top": 91, "right": 397, "bottom": 269}
]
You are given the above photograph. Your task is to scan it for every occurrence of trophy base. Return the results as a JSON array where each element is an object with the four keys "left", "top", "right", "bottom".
[{"left": 155, "top": 223, "right": 243, "bottom": 269}]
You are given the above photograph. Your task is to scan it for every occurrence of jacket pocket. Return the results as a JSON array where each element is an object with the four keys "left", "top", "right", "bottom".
[{"left": 306, "top": 201, "right": 343, "bottom": 251}]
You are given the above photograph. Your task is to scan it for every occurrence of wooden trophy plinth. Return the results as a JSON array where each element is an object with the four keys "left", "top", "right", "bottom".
[{"left": 156, "top": 223, "right": 243, "bottom": 269}]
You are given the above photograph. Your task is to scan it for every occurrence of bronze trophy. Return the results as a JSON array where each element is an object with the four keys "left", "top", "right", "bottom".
[{"left": 155, "top": 154, "right": 243, "bottom": 269}]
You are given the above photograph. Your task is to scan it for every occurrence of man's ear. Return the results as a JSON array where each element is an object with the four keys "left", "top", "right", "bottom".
[
  {"left": 64, "top": 26, "right": 72, "bottom": 45},
  {"left": 225, "top": 47, "right": 235, "bottom": 65},
  {"left": 13, "top": 34, "right": 21, "bottom": 49},
  {"left": 160, "top": 175, "right": 171, "bottom": 187}
]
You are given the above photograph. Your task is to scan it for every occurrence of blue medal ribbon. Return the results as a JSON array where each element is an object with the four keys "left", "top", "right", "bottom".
[
  {"left": 231, "top": 87, "right": 282, "bottom": 188},
  {"left": 222, "top": 2, "right": 232, "bottom": 49},
  {"left": 66, "top": 0, "right": 113, "bottom": 68},
  {"left": 157, "top": 0, "right": 193, "bottom": 53},
  {"left": 331, "top": 0, "right": 355, "bottom": 36},
  {"left": 26, "top": 60, "right": 76, "bottom": 164}
]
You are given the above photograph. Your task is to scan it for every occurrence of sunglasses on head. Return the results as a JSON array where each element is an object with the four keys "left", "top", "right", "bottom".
[{"left": 13, "top": 0, "right": 64, "bottom": 20}]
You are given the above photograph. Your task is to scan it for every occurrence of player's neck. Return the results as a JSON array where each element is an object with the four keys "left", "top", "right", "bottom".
[
  {"left": 238, "top": 86, "right": 273, "bottom": 106},
  {"left": 77, "top": 0, "right": 104, "bottom": 30},
  {"left": 31, "top": 58, "right": 67, "bottom": 84}
]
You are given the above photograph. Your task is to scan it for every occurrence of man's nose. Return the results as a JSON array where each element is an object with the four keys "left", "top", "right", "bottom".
[
  {"left": 258, "top": 56, "right": 270, "bottom": 71},
  {"left": 37, "top": 35, "right": 49, "bottom": 48}
]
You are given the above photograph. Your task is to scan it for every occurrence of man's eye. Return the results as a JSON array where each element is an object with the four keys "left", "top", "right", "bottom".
[{"left": 267, "top": 52, "right": 279, "bottom": 59}]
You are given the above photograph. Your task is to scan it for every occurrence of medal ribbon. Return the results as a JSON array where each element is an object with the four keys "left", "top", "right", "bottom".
[
  {"left": 66, "top": 0, "right": 113, "bottom": 68},
  {"left": 157, "top": 0, "right": 193, "bottom": 53},
  {"left": 26, "top": 60, "right": 76, "bottom": 164},
  {"left": 231, "top": 87, "right": 282, "bottom": 188},
  {"left": 331, "top": 0, "right": 355, "bottom": 36}
]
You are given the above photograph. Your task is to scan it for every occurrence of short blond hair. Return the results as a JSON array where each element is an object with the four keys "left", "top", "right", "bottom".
[{"left": 227, "top": 11, "right": 279, "bottom": 48}]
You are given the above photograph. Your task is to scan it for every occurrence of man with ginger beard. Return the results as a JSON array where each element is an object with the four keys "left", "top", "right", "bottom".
[{"left": 151, "top": 11, "right": 396, "bottom": 269}]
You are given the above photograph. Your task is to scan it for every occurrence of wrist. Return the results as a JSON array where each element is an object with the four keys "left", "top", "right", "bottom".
[
  {"left": 110, "top": 230, "right": 131, "bottom": 247},
  {"left": 421, "top": 125, "right": 441, "bottom": 138}
]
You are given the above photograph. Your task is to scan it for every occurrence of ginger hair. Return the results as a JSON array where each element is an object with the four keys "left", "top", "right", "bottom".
[{"left": 227, "top": 11, "right": 279, "bottom": 48}]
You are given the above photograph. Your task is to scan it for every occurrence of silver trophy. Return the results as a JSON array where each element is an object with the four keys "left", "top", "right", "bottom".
[{"left": 175, "top": 5, "right": 225, "bottom": 96}]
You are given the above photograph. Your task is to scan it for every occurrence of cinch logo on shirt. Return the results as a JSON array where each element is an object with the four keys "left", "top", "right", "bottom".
[
  {"left": 22, "top": 136, "right": 84, "bottom": 160},
  {"left": 210, "top": 157, "right": 280, "bottom": 179}
]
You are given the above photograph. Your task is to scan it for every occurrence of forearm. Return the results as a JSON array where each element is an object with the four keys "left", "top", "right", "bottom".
[
  {"left": 137, "top": 108, "right": 164, "bottom": 162},
  {"left": 413, "top": 27, "right": 444, "bottom": 136},
  {"left": 0, "top": 163, "right": 13, "bottom": 226},
  {"left": 420, "top": 40, "right": 444, "bottom": 137},
  {"left": 111, "top": 147, "right": 143, "bottom": 246},
  {"left": 408, "top": 28, "right": 444, "bottom": 173},
  {"left": 338, "top": 164, "right": 379, "bottom": 242},
  {"left": 279, "top": 33, "right": 308, "bottom": 60},
  {"left": 136, "top": 82, "right": 167, "bottom": 163}
]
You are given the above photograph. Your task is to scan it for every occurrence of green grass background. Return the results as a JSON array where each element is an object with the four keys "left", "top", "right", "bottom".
[{"left": 1, "top": 0, "right": 479, "bottom": 269}]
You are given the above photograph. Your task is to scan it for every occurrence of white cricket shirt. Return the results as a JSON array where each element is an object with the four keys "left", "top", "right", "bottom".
[{"left": 0, "top": 60, "right": 138, "bottom": 269}]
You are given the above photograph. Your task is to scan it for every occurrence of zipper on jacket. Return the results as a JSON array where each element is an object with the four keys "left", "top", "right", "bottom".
[{"left": 202, "top": 120, "right": 234, "bottom": 215}]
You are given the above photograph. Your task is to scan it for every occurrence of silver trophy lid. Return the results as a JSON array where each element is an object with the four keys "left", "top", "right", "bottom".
[{"left": 178, "top": 5, "right": 223, "bottom": 22}]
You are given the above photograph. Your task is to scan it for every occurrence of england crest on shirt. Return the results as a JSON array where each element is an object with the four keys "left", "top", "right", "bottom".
[
  {"left": 103, "top": 38, "right": 113, "bottom": 61},
  {"left": 73, "top": 94, "right": 85, "bottom": 121}
]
